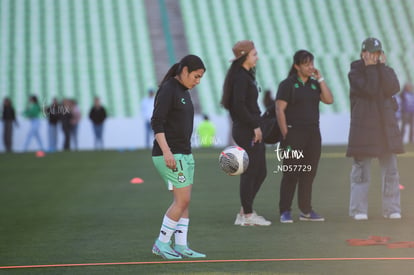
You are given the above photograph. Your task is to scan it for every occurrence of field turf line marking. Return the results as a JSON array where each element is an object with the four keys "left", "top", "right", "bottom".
[{"left": 2, "top": 257, "right": 414, "bottom": 270}]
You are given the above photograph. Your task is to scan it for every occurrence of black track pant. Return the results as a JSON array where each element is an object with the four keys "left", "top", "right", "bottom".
[
  {"left": 3, "top": 120, "right": 13, "bottom": 152},
  {"left": 279, "top": 125, "right": 321, "bottom": 215},
  {"left": 233, "top": 125, "right": 267, "bottom": 214}
]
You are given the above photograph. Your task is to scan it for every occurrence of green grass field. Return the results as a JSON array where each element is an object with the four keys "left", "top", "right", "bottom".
[{"left": 1, "top": 145, "right": 414, "bottom": 275}]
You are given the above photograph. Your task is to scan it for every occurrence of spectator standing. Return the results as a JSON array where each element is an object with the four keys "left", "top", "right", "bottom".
[
  {"left": 399, "top": 83, "right": 414, "bottom": 143},
  {"left": 70, "top": 99, "right": 81, "bottom": 150},
  {"left": 61, "top": 98, "right": 72, "bottom": 151},
  {"left": 347, "top": 37, "right": 403, "bottom": 221},
  {"left": 2, "top": 97, "right": 17, "bottom": 152},
  {"left": 89, "top": 97, "right": 107, "bottom": 150},
  {"left": 46, "top": 98, "right": 60, "bottom": 152},
  {"left": 141, "top": 89, "right": 155, "bottom": 148},
  {"left": 23, "top": 95, "right": 44, "bottom": 152},
  {"left": 196, "top": 114, "right": 216, "bottom": 147}
]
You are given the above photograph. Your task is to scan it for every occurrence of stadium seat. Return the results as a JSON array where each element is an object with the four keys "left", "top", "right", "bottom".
[{"left": 179, "top": 0, "right": 414, "bottom": 115}]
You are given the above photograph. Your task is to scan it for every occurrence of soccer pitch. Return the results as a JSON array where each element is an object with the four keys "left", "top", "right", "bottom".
[{"left": 1, "top": 146, "right": 414, "bottom": 274}]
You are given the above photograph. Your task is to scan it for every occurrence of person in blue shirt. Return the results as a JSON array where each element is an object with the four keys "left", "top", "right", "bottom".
[{"left": 399, "top": 82, "right": 414, "bottom": 143}]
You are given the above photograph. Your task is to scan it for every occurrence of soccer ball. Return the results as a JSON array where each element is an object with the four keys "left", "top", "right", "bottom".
[{"left": 219, "top": 146, "right": 249, "bottom": 176}]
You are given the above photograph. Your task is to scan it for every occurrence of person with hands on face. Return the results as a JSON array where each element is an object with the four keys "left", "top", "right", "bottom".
[
  {"left": 361, "top": 46, "right": 386, "bottom": 66},
  {"left": 151, "top": 55, "right": 207, "bottom": 260},
  {"left": 275, "top": 50, "right": 333, "bottom": 223},
  {"left": 221, "top": 40, "right": 271, "bottom": 226},
  {"left": 347, "top": 38, "right": 403, "bottom": 221}
]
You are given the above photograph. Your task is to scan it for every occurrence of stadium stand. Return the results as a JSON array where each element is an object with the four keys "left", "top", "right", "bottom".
[
  {"left": 1, "top": 0, "right": 414, "bottom": 118},
  {"left": 180, "top": 0, "right": 414, "bottom": 115},
  {"left": 0, "top": 0, "right": 156, "bottom": 117}
]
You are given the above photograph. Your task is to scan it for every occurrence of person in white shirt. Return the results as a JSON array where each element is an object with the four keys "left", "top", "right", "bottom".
[{"left": 141, "top": 89, "right": 155, "bottom": 148}]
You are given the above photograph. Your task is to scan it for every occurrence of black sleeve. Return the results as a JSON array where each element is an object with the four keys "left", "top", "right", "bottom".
[
  {"left": 276, "top": 79, "right": 293, "bottom": 103},
  {"left": 151, "top": 86, "right": 173, "bottom": 134},
  {"left": 379, "top": 64, "right": 400, "bottom": 98}
]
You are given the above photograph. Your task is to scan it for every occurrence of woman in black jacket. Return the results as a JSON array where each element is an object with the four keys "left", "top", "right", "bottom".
[
  {"left": 151, "top": 55, "right": 206, "bottom": 260},
  {"left": 221, "top": 40, "right": 271, "bottom": 226},
  {"left": 347, "top": 37, "right": 403, "bottom": 221}
]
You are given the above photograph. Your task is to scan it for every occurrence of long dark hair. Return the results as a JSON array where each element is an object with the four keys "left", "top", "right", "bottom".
[
  {"left": 159, "top": 54, "right": 206, "bottom": 87},
  {"left": 221, "top": 55, "right": 249, "bottom": 110},
  {"left": 288, "top": 50, "right": 314, "bottom": 77}
]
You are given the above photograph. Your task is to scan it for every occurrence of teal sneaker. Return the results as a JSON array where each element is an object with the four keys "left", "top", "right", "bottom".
[
  {"left": 174, "top": 245, "right": 206, "bottom": 258},
  {"left": 152, "top": 240, "right": 182, "bottom": 260}
]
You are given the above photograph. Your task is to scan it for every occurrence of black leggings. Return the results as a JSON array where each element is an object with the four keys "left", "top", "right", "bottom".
[
  {"left": 233, "top": 125, "right": 267, "bottom": 214},
  {"left": 279, "top": 125, "right": 321, "bottom": 214}
]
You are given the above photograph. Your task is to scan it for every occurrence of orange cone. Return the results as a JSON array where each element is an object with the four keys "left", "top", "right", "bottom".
[
  {"left": 130, "top": 177, "right": 144, "bottom": 184},
  {"left": 36, "top": 151, "right": 45, "bottom": 158}
]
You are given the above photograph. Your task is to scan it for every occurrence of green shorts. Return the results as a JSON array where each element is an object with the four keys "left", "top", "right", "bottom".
[{"left": 152, "top": 154, "right": 195, "bottom": 190}]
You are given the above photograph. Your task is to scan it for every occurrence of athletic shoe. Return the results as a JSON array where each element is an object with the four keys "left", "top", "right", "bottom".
[
  {"left": 299, "top": 210, "right": 325, "bottom": 221},
  {"left": 234, "top": 213, "right": 243, "bottom": 225},
  {"left": 235, "top": 211, "right": 264, "bottom": 225},
  {"left": 152, "top": 240, "right": 182, "bottom": 260},
  {"left": 280, "top": 211, "right": 293, "bottom": 223},
  {"left": 174, "top": 245, "right": 206, "bottom": 258},
  {"left": 384, "top": 213, "right": 401, "bottom": 219},
  {"left": 241, "top": 212, "right": 272, "bottom": 226},
  {"left": 353, "top": 213, "right": 368, "bottom": 221}
]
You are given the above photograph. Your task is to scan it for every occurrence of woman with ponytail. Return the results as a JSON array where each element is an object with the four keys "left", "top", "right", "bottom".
[
  {"left": 221, "top": 40, "right": 271, "bottom": 227},
  {"left": 150, "top": 55, "right": 206, "bottom": 259}
]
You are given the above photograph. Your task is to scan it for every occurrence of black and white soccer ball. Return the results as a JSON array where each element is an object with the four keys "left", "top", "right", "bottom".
[{"left": 218, "top": 146, "right": 249, "bottom": 176}]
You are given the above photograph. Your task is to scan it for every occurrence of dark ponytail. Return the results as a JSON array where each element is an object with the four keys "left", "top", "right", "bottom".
[
  {"left": 159, "top": 63, "right": 180, "bottom": 87},
  {"left": 288, "top": 50, "right": 314, "bottom": 77},
  {"left": 159, "top": 54, "right": 206, "bottom": 87},
  {"left": 221, "top": 54, "right": 248, "bottom": 110}
]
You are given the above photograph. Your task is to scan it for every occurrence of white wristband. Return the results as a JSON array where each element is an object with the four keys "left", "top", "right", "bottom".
[{"left": 318, "top": 77, "right": 324, "bottom": 83}]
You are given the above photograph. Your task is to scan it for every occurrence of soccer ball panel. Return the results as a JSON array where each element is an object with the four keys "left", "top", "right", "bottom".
[{"left": 218, "top": 146, "right": 249, "bottom": 176}]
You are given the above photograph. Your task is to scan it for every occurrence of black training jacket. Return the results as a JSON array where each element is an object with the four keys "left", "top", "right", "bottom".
[
  {"left": 229, "top": 67, "right": 261, "bottom": 130},
  {"left": 151, "top": 77, "right": 194, "bottom": 156}
]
